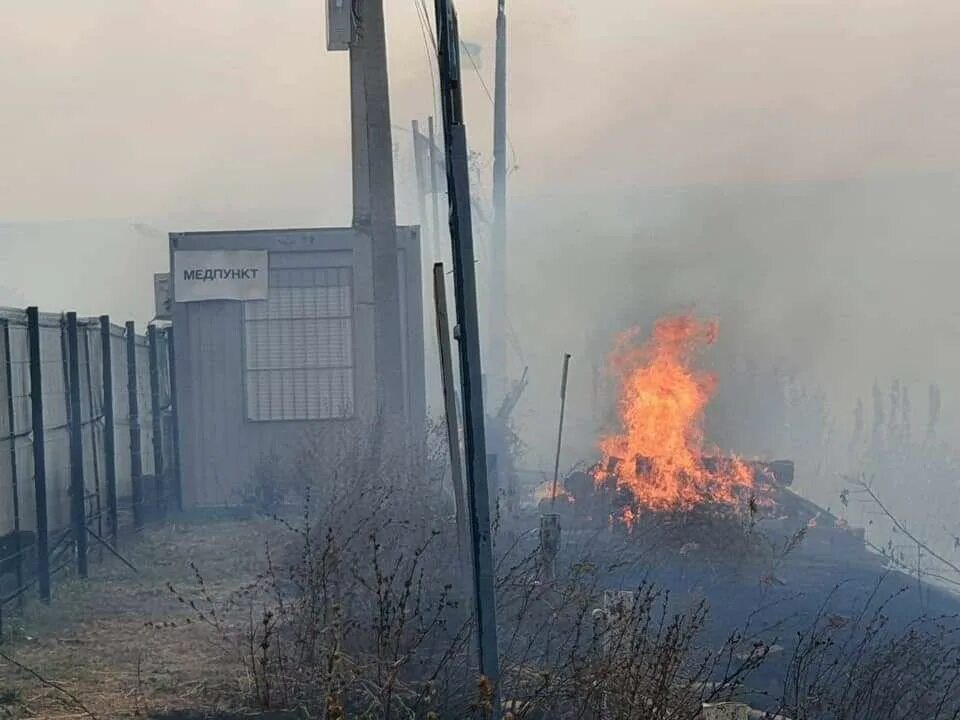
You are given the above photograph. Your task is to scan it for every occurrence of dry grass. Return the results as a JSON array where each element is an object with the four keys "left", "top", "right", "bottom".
[{"left": 0, "top": 516, "right": 283, "bottom": 720}]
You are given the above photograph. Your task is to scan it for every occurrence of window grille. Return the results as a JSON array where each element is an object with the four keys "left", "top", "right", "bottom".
[{"left": 243, "top": 266, "right": 354, "bottom": 421}]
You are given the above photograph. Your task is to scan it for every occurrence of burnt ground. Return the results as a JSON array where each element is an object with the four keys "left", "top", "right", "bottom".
[
  {"left": 3, "top": 503, "right": 960, "bottom": 717},
  {"left": 150, "top": 713, "right": 300, "bottom": 720},
  {"left": 0, "top": 516, "right": 285, "bottom": 720}
]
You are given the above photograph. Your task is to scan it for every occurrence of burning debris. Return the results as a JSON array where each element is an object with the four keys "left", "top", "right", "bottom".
[
  {"left": 592, "top": 316, "right": 770, "bottom": 522},
  {"left": 534, "top": 316, "right": 836, "bottom": 566}
]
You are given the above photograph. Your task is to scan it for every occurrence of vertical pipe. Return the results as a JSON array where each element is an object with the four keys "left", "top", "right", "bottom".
[
  {"left": 147, "top": 325, "right": 164, "bottom": 513},
  {"left": 435, "top": 1, "right": 501, "bottom": 707},
  {"left": 428, "top": 115, "right": 442, "bottom": 263},
  {"left": 26, "top": 308, "right": 50, "bottom": 602},
  {"left": 125, "top": 322, "right": 143, "bottom": 530},
  {"left": 99, "top": 316, "right": 118, "bottom": 543},
  {"left": 2, "top": 320, "right": 23, "bottom": 603},
  {"left": 166, "top": 327, "right": 183, "bottom": 512},
  {"left": 65, "top": 312, "right": 88, "bottom": 579}
]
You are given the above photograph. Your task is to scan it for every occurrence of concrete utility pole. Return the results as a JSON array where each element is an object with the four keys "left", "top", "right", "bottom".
[
  {"left": 349, "top": 0, "right": 406, "bottom": 423},
  {"left": 412, "top": 119, "right": 429, "bottom": 238},
  {"left": 428, "top": 115, "right": 443, "bottom": 262},
  {"left": 490, "top": 0, "right": 508, "bottom": 405},
  {"left": 435, "top": 0, "right": 501, "bottom": 711}
]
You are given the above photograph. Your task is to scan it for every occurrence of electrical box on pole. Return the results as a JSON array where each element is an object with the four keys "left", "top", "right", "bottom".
[{"left": 327, "top": 0, "right": 352, "bottom": 51}]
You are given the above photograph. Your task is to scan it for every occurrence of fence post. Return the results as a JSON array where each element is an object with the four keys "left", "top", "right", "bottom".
[
  {"left": 166, "top": 327, "right": 182, "bottom": 512},
  {"left": 147, "top": 325, "right": 164, "bottom": 515},
  {"left": 125, "top": 322, "right": 143, "bottom": 530},
  {"left": 26, "top": 308, "right": 50, "bottom": 602},
  {"left": 2, "top": 320, "right": 24, "bottom": 605},
  {"left": 99, "top": 316, "right": 118, "bottom": 543},
  {"left": 81, "top": 326, "right": 102, "bottom": 559},
  {"left": 65, "top": 313, "right": 88, "bottom": 579}
]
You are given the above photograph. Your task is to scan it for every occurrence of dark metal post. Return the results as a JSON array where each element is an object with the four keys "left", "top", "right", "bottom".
[
  {"left": 550, "top": 353, "right": 572, "bottom": 505},
  {"left": 2, "top": 320, "right": 23, "bottom": 603},
  {"left": 26, "top": 307, "right": 50, "bottom": 602},
  {"left": 435, "top": 1, "right": 501, "bottom": 706},
  {"left": 166, "top": 327, "right": 182, "bottom": 512},
  {"left": 428, "top": 116, "right": 442, "bottom": 262},
  {"left": 433, "top": 263, "right": 469, "bottom": 579},
  {"left": 125, "top": 322, "right": 143, "bottom": 530},
  {"left": 81, "top": 326, "right": 103, "bottom": 556},
  {"left": 65, "top": 313, "right": 88, "bottom": 579},
  {"left": 147, "top": 325, "right": 164, "bottom": 514},
  {"left": 99, "top": 316, "right": 119, "bottom": 543}
]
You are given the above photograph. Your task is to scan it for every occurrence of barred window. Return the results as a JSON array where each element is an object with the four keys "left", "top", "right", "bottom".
[{"left": 243, "top": 266, "right": 354, "bottom": 421}]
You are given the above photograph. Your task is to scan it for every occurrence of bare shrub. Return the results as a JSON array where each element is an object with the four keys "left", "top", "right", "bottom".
[
  {"left": 167, "top": 424, "right": 780, "bottom": 719},
  {"left": 240, "top": 450, "right": 293, "bottom": 516},
  {"left": 770, "top": 579, "right": 960, "bottom": 720},
  {"left": 30, "top": 418, "right": 960, "bottom": 720},
  {"left": 167, "top": 424, "right": 960, "bottom": 720}
]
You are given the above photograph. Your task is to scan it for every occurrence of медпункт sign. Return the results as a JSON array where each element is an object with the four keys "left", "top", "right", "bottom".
[{"left": 173, "top": 250, "right": 269, "bottom": 303}]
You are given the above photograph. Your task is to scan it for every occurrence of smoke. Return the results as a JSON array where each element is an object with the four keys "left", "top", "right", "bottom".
[{"left": 3, "top": 1, "right": 960, "bottom": 504}]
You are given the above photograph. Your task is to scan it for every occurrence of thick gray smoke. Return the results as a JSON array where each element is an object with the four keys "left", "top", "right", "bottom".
[{"left": 3, "top": 1, "right": 960, "bottom": 510}]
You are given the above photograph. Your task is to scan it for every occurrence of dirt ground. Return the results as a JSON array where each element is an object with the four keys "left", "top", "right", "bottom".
[{"left": 0, "top": 516, "right": 289, "bottom": 720}]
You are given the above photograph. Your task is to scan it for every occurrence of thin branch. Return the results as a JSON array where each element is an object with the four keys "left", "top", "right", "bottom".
[
  {"left": 851, "top": 475, "right": 960, "bottom": 578},
  {"left": 0, "top": 649, "right": 101, "bottom": 720}
]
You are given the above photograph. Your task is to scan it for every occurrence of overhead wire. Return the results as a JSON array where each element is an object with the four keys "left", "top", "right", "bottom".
[
  {"left": 413, "top": 0, "right": 518, "bottom": 173},
  {"left": 411, "top": 0, "right": 524, "bottom": 367},
  {"left": 411, "top": 0, "right": 441, "bottom": 127},
  {"left": 417, "top": 0, "right": 438, "bottom": 56},
  {"left": 458, "top": 39, "right": 519, "bottom": 172}
]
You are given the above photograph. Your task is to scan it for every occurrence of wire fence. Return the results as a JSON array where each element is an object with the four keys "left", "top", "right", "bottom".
[{"left": 0, "top": 308, "right": 179, "bottom": 639}]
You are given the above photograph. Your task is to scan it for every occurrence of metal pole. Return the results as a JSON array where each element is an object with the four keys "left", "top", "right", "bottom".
[
  {"left": 433, "top": 262, "right": 470, "bottom": 578},
  {"left": 26, "top": 308, "right": 50, "bottom": 602},
  {"left": 125, "top": 322, "right": 143, "bottom": 530},
  {"left": 2, "top": 320, "right": 23, "bottom": 603},
  {"left": 81, "top": 325, "right": 103, "bottom": 557},
  {"left": 350, "top": 0, "right": 405, "bottom": 424},
  {"left": 99, "top": 316, "right": 118, "bottom": 543},
  {"left": 550, "top": 353, "right": 572, "bottom": 506},
  {"left": 435, "top": 0, "right": 500, "bottom": 708},
  {"left": 490, "top": 0, "right": 508, "bottom": 406},
  {"left": 147, "top": 325, "right": 164, "bottom": 514},
  {"left": 428, "top": 116, "right": 442, "bottom": 263},
  {"left": 166, "top": 327, "right": 183, "bottom": 512},
  {"left": 65, "top": 312, "right": 88, "bottom": 579},
  {"left": 412, "top": 119, "right": 430, "bottom": 241}
]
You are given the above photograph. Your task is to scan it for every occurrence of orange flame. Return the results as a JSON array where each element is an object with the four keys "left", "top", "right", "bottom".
[
  {"left": 596, "top": 316, "right": 756, "bottom": 514},
  {"left": 534, "top": 479, "right": 573, "bottom": 505}
]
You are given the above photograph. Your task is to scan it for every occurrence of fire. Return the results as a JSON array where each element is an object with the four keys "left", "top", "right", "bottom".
[
  {"left": 534, "top": 479, "right": 573, "bottom": 505},
  {"left": 596, "top": 316, "right": 756, "bottom": 515}
]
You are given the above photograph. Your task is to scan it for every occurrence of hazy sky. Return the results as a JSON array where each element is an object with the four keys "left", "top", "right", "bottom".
[
  {"left": 3, "top": 0, "right": 960, "bottom": 221},
  {"left": 3, "top": 1, "right": 960, "bottom": 485}
]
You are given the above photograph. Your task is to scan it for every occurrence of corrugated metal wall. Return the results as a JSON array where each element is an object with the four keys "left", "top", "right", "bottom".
[{"left": 169, "top": 226, "right": 426, "bottom": 509}]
